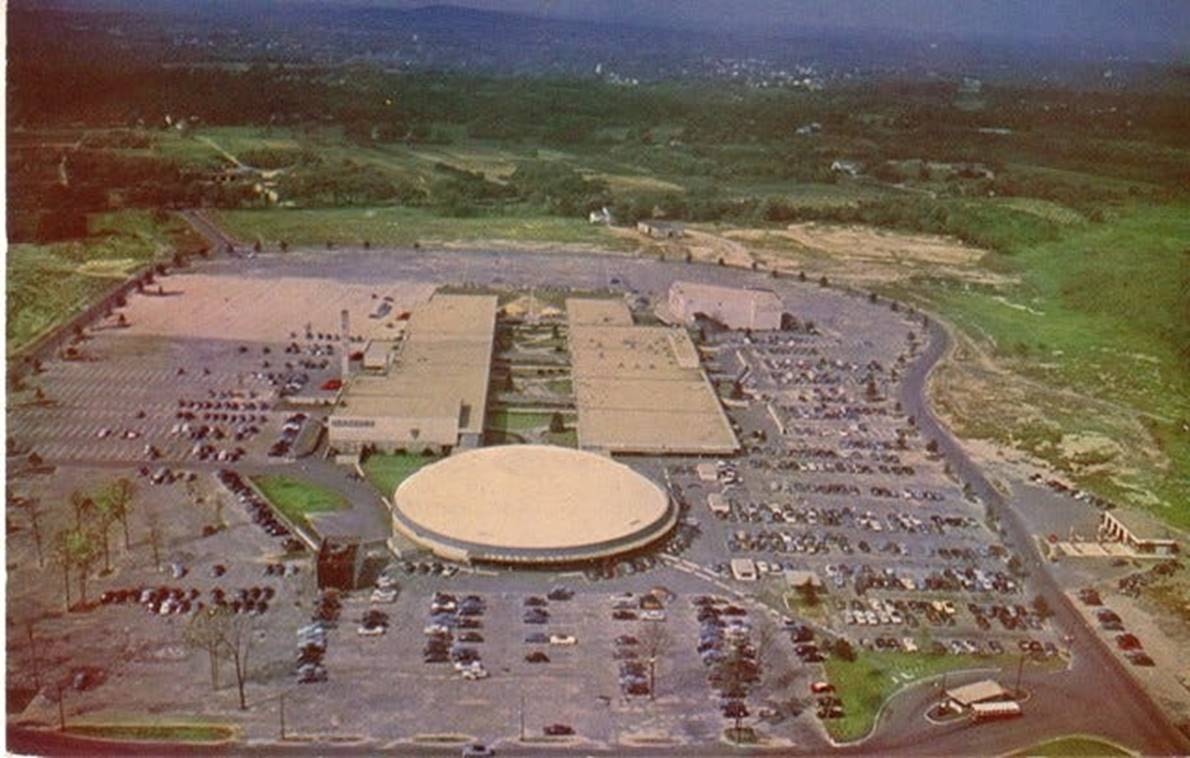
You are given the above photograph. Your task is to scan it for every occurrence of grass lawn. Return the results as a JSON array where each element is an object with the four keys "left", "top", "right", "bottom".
[
  {"left": 1008, "top": 734, "right": 1134, "bottom": 757},
  {"left": 544, "top": 429, "right": 578, "bottom": 448},
  {"left": 921, "top": 201, "right": 1190, "bottom": 529},
  {"left": 487, "top": 410, "right": 555, "bottom": 434},
  {"left": 6, "top": 210, "right": 203, "bottom": 355},
  {"left": 361, "top": 452, "right": 439, "bottom": 496},
  {"left": 65, "top": 723, "right": 234, "bottom": 743},
  {"left": 213, "top": 206, "right": 633, "bottom": 250},
  {"left": 251, "top": 475, "right": 346, "bottom": 532},
  {"left": 822, "top": 651, "right": 1061, "bottom": 743}
]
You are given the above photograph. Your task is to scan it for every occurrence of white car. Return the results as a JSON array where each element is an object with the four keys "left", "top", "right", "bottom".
[
  {"left": 371, "top": 588, "right": 398, "bottom": 604},
  {"left": 640, "top": 610, "right": 666, "bottom": 622},
  {"left": 97, "top": 428, "right": 112, "bottom": 439},
  {"left": 461, "top": 666, "right": 489, "bottom": 681},
  {"left": 376, "top": 575, "right": 399, "bottom": 590},
  {"left": 549, "top": 634, "right": 577, "bottom": 646},
  {"left": 357, "top": 624, "right": 386, "bottom": 637}
]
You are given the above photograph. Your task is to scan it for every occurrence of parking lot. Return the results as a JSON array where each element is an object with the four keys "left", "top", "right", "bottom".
[{"left": 7, "top": 247, "right": 1076, "bottom": 751}]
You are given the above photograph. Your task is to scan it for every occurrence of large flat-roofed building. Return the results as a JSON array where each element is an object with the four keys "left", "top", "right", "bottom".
[
  {"left": 1099, "top": 510, "right": 1180, "bottom": 556},
  {"left": 328, "top": 293, "right": 497, "bottom": 454},
  {"left": 666, "top": 280, "right": 784, "bottom": 331},
  {"left": 567, "top": 299, "right": 739, "bottom": 455}
]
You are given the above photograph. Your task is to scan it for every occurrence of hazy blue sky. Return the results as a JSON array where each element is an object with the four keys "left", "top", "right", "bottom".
[
  {"left": 35, "top": 0, "right": 1190, "bottom": 50},
  {"left": 353, "top": 0, "right": 1188, "bottom": 47}
]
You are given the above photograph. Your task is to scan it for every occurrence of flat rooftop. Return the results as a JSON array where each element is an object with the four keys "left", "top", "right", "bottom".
[
  {"left": 333, "top": 293, "right": 497, "bottom": 437},
  {"left": 565, "top": 297, "right": 634, "bottom": 326},
  {"left": 670, "top": 280, "right": 783, "bottom": 310},
  {"left": 567, "top": 301, "right": 739, "bottom": 455}
]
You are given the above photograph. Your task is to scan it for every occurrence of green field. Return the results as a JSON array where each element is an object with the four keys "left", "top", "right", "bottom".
[
  {"left": 361, "top": 452, "right": 439, "bottom": 496},
  {"left": 1009, "top": 734, "right": 1134, "bottom": 757},
  {"left": 65, "top": 723, "right": 234, "bottom": 743},
  {"left": 251, "top": 475, "right": 346, "bottom": 532},
  {"left": 913, "top": 201, "right": 1190, "bottom": 528},
  {"left": 822, "top": 651, "right": 1061, "bottom": 743},
  {"left": 213, "top": 206, "right": 631, "bottom": 250},
  {"left": 6, "top": 210, "right": 199, "bottom": 355}
]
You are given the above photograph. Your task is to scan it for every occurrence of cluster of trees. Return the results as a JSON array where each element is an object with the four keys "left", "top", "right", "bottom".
[
  {"left": 45, "top": 479, "right": 138, "bottom": 610},
  {"left": 184, "top": 606, "right": 256, "bottom": 710}
]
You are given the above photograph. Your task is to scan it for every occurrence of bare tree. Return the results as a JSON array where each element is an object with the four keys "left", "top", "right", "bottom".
[
  {"left": 103, "top": 478, "right": 136, "bottom": 549},
  {"left": 145, "top": 506, "right": 164, "bottom": 571},
  {"left": 71, "top": 530, "right": 101, "bottom": 606},
  {"left": 223, "top": 614, "right": 256, "bottom": 710},
  {"left": 69, "top": 491, "right": 94, "bottom": 531},
  {"left": 51, "top": 531, "right": 75, "bottom": 610},
  {"left": 637, "top": 621, "right": 673, "bottom": 701},
  {"left": 14, "top": 495, "right": 45, "bottom": 567},
  {"left": 93, "top": 497, "right": 117, "bottom": 575},
  {"left": 185, "top": 606, "right": 229, "bottom": 690},
  {"left": 212, "top": 493, "right": 226, "bottom": 531}
]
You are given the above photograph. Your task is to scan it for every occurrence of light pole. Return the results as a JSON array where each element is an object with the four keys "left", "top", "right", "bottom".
[{"left": 519, "top": 689, "right": 526, "bottom": 741}]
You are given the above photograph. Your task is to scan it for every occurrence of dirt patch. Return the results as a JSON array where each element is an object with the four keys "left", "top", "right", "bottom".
[
  {"left": 719, "top": 223, "right": 1012, "bottom": 288},
  {"left": 926, "top": 325, "right": 1167, "bottom": 507}
]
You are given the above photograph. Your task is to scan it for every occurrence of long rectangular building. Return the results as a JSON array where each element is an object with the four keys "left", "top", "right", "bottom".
[
  {"left": 567, "top": 298, "right": 738, "bottom": 455},
  {"left": 328, "top": 293, "right": 497, "bottom": 454},
  {"left": 667, "top": 280, "right": 784, "bottom": 331}
]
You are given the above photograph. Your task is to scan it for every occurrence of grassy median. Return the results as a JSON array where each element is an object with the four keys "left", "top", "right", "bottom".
[
  {"left": 252, "top": 474, "right": 346, "bottom": 531},
  {"left": 361, "top": 452, "right": 439, "bottom": 496},
  {"left": 65, "top": 723, "right": 234, "bottom": 743},
  {"left": 1008, "top": 734, "right": 1134, "bottom": 757},
  {"left": 822, "top": 651, "right": 1063, "bottom": 743}
]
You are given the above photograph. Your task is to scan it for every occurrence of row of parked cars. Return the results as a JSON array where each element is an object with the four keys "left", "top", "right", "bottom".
[
  {"left": 424, "top": 592, "right": 489, "bottom": 679},
  {"left": 217, "top": 469, "right": 305, "bottom": 552},
  {"left": 295, "top": 590, "right": 343, "bottom": 684},
  {"left": 1079, "top": 588, "right": 1154, "bottom": 667}
]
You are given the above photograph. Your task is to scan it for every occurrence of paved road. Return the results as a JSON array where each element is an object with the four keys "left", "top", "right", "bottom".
[
  {"left": 884, "top": 318, "right": 1190, "bottom": 755},
  {"left": 179, "top": 209, "right": 241, "bottom": 252},
  {"left": 18, "top": 236, "right": 1188, "bottom": 754}
]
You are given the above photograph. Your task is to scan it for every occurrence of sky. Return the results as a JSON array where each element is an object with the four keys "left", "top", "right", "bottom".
[
  {"left": 29, "top": 0, "right": 1190, "bottom": 51},
  {"left": 354, "top": 0, "right": 1189, "bottom": 48}
]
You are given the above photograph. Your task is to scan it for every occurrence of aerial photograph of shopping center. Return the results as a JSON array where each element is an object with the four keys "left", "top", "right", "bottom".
[{"left": 5, "top": 1, "right": 1189, "bottom": 756}]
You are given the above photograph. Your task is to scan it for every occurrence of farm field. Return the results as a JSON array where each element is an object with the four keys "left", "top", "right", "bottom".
[{"left": 212, "top": 206, "right": 632, "bottom": 251}]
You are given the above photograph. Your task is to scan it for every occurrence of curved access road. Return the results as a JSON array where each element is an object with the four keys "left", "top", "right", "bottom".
[{"left": 866, "top": 317, "right": 1190, "bottom": 755}]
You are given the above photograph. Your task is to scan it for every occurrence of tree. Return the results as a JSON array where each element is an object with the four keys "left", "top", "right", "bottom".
[
  {"left": 92, "top": 495, "right": 117, "bottom": 574},
  {"left": 1032, "top": 594, "right": 1052, "bottom": 620},
  {"left": 71, "top": 530, "right": 101, "bottom": 605},
  {"left": 14, "top": 495, "right": 44, "bottom": 567},
  {"left": 51, "top": 531, "right": 75, "bottom": 610},
  {"left": 145, "top": 505, "right": 164, "bottom": 571},
  {"left": 223, "top": 614, "right": 256, "bottom": 710},
  {"left": 186, "top": 606, "right": 230, "bottom": 690},
  {"left": 830, "top": 638, "right": 856, "bottom": 662},
  {"left": 69, "top": 491, "right": 94, "bottom": 531},
  {"left": 638, "top": 620, "right": 672, "bottom": 701},
  {"left": 797, "top": 579, "right": 821, "bottom": 607},
  {"left": 101, "top": 478, "right": 136, "bottom": 549},
  {"left": 549, "top": 412, "right": 566, "bottom": 434}
]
